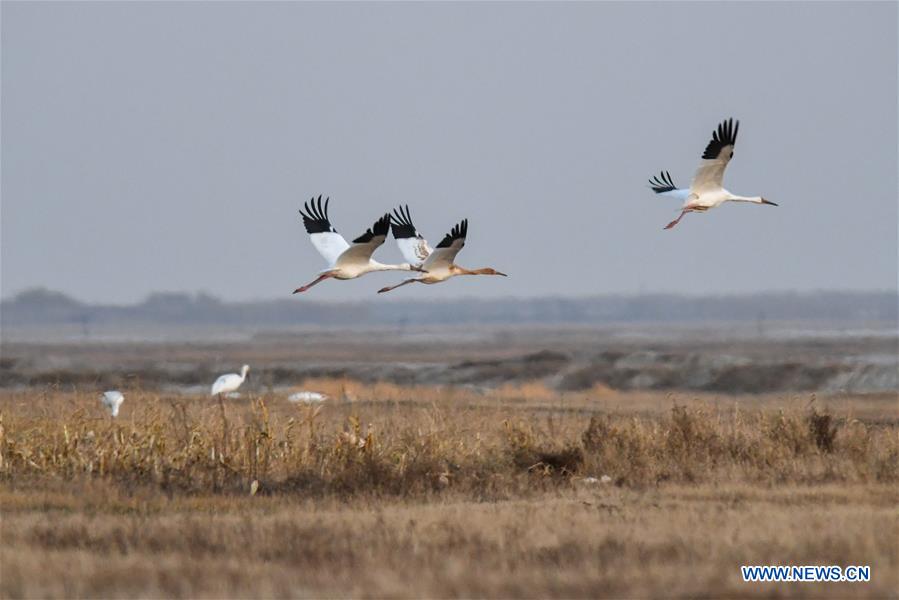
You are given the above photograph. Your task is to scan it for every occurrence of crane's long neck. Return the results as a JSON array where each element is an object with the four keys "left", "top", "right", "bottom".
[
  {"left": 369, "top": 260, "right": 417, "bottom": 272},
  {"left": 452, "top": 266, "right": 504, "bottom": 276},
  {"left": 727, "top": 194, "right": 763, "bottom": 203}
]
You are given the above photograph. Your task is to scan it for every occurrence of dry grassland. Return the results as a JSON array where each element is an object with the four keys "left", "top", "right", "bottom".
[{"left": 1, "top": 381, "right": 897, "bottom": 598}]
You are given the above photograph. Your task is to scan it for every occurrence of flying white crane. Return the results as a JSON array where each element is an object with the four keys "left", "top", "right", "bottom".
[
  {"left": 100, "top": 390, "right": 124, "bottom": 417},
  {"left": 293, "top": 196, "right": 424, "bottom": 294},
  {"left": 211, "top": 365, "right": 250, "bottom": 398},
  {"left": 377, "top": 206, "right": 507, "bottom": 294},
  {"left": 649, "top": 118, "right": 777, "bottom": 230}
]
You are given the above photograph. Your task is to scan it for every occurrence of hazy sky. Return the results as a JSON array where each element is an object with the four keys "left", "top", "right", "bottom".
[{"left": 2, "top": 2, "right": 897, "bottom": 303}]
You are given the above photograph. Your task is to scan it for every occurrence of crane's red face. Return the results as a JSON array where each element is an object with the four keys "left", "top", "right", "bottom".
[{"left": 761, "top": 198, "right": 778, "bottom": 206}]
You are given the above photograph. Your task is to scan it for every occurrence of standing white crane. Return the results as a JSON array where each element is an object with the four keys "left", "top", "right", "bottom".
[
  {"left": 211, "top": 365, "right": 250, "bottom": 398},
  {"left": 292, "top": 196, "right": 424, "bottom": 294},
  {"left": 377, "top": 205, "right": 507, "bottom": 294},
  {"left": 649, "top": 118, "right": 777, "bottom": 230},
  {"left": 100, "top": 390, "right": 124, "bottom": 417}
]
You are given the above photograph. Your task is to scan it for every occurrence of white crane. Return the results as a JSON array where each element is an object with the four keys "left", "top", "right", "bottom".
[
  {"left": 377, "top": 205, "right": 507, "bottom": 294},
  {"left": 100, "top": 390, "right": 124, "bottom": 417},
  {"left": 287, "top": 391, "right": 328, "bottom": 404},
  {"left": 293, "top": 196, "right": 424, "bottom": 294},
  {"left": 211, "top": 365, "right": 249, "bottom": 398},
  {"left": 649, "top": 118, "right": 777, "bottom": 230}
]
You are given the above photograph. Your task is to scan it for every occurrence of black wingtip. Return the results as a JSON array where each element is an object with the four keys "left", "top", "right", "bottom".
[
  {"left": 299, "top": 195, "right": 335, "bottom": 234},
  {"left": 701, "top": 117, "right": 739, "bottom": 160},
  {"left": 389, "top": 204, "right": 419, "bottom": 239},
  {"left": 352, "top": 213, "right": 391, "bottom": 244},
  {"left": 649, "top": 170, "right": 678, "bottom": 193},
  {"left": 374, "top": 213, "right": 390, "bottom": 237},
  {"left": 435, "top": 218, "right": 468, "bottom": 249}
]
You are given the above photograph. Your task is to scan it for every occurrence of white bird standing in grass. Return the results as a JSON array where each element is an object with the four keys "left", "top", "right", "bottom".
[
  {"left": 649, "top": 118, "right": 777, "bottom": 230},
  {"left": 211, "top": 365, "right": 250, "bottom": 398},
  {"left": 377, "top": 205, "right": 507, "bottom": 294},
  {"left": 100, "top": 390, "right": 124, "bottom": 417},
  {"left": 292, "top": 196, "right": 425, "bottom": 294},
  {"left": 288, "top": 391, "right": 328, "bottom": 404}
]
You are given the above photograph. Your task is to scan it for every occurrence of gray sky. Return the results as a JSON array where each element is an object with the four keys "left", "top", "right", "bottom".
[{"left": 2, "top": 1, "right": 897, "bottom": 303}]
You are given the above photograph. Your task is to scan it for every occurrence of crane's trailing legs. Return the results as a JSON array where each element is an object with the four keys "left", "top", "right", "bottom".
[
  {"left": 293, "top": 272, "right": 336, "bottom": 294},
  {"left": 664, "top": 208, "right": 694, "bottom": 230},
  {"left": 377, "top": 278, "right": 420, "bottom": 294}
]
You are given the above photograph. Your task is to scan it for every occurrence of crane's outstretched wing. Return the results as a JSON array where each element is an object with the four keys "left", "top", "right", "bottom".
[
  {"left": 389, "top": 205, "right": 432, "bottom": 266},
  {"left": 422, "top": 219, "right": 467, "bottom": 271},
  {"left": 648, "top": 170, "right": 691, "bottom": 202},
  {"left": 299, "top": 195, "right": 350, "bottom": 267},
  {"left": 335, "top": 213, "right": 391, "bottom": 266},
  {"left": 689, "top": 118, "right": 739, "bottom": 195}
]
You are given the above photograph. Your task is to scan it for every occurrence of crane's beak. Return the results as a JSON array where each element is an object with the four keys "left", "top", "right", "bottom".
[
  {"left": 761, "top": 198, "right": 778, "bottom": 206},
  {"left": 496, "top": 271, "right": 508, "bottom": 277}
]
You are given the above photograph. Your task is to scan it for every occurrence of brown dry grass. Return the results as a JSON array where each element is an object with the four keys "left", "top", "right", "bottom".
[{"left": 2, "top": 382, "right": 898, "bottom": 598}]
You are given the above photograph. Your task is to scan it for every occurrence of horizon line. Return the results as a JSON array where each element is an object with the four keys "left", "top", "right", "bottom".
[{"left": 2, "top": 286, "right": 896, "bottom": 308}]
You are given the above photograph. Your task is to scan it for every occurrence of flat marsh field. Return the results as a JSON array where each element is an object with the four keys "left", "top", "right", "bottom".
[{"left": 1, "top": 381, "right": 897, "bottom": 598}]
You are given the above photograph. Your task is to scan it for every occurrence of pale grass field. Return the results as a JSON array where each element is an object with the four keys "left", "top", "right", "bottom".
[{"left": 1, "top": 381, "right": 897, "bottom": 598}]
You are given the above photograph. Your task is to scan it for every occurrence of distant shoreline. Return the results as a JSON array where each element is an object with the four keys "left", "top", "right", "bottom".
[{"left": 2, "top": 288, "right": 895, "bottom": 343}]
